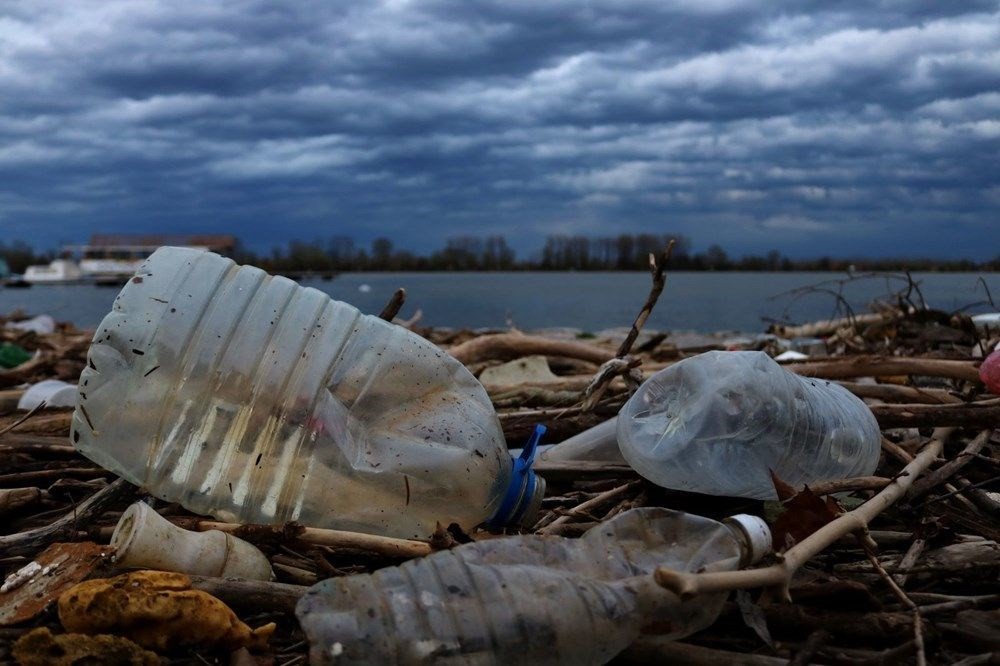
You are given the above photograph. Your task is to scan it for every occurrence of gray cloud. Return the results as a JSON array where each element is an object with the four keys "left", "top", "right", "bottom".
[{"left": 0, "top": 0, "right": 998, "bottom": 258}]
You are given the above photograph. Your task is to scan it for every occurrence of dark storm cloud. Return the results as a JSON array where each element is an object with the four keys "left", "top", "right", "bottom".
[{"left": 0, "top": 0, "right": 998, "bottom": 257}]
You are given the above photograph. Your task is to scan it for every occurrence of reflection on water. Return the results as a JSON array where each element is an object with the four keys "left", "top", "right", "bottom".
[{"left": 1, "top": 271, "right": 996, "bottom": 333}]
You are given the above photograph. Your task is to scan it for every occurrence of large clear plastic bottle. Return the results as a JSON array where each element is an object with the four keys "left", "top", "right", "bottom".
[
  {"left": 296, "top": 507, "right": 771, "bottom": 665},
  {"left": 71, "top": 247, "right": 543, "bottom": 539},
  {"left": 618, "top": 350, "right": 881, "bottom": 499}
]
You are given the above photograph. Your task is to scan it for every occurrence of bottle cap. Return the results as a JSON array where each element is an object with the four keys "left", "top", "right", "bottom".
[
  {"left": 724, "top": 514, "right": 772, "bottom": 565},
  {"left": 488, "top": 424, "right": 546, "bottom": 529}
]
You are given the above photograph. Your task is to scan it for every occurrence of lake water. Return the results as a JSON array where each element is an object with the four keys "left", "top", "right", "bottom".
[{"left": 2, "top": 272, "right": 996, "bottom": 334}]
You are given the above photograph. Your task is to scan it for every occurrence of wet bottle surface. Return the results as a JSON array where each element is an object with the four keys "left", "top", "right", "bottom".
[
  {"left": 296, "top": 508, "right": 770, "bottom": 665},
  {"left": 618, "top": 350, "right": 881, "bottom": 499},
  {"left": 71, "top": 247, "right": 536, "bottom": 539}
]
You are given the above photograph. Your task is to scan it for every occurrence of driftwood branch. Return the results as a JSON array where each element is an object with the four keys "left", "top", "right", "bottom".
[
  {"left": 448, "top": 333, "right": 613, "bottom": 365},
  {"left": 783, "top": 356, "right": 980, "bottom": 383},
  {"left": 188, "top": 575, "right": 307, "bottom": 614},
  {"left": 653, "top": 428, "right": 953, "bottom": 600},
  {"left": 770, "top": 313, "right": 891, "bottom": 338},
  {"left": 870, "top": 402, "right": 1000, "bottom": 429},
  {"left": 0, "top": 478, "right": 135, "bottom": 557}
]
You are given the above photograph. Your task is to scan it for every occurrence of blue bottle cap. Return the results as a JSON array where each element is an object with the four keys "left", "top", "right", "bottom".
[{"left": 488, "top": 424, "right": 546, "bottom": 528}]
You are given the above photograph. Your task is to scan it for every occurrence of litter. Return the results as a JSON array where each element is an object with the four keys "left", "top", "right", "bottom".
[
  {"left": 980, "top": 349, "right": 1000, "bottom": 393},
  {"left": 296, "top": 507, "right": 770, "bottom": 665},
  {"left": 17, "top": 379, "right": 78, "bottom": 410},
  {"left": 71, "top": 247, "right": 541, "bottom": 539},
  {"left": 58, "top": 570, "right": 275, "bottom": 652},
  {"left": 617, "top": 351, "right": 881, "bottom": 499},
  {"left": 110, "top": 500, "right": 274, "bottom": 581},
  {"left": 0, "top": 342, "right": 32, "bottom": 369},
  {"left": 13, "top": 627, "right": 160, "bottom": 666},
  {"left": 479, "top": 354, "right": 561, "bottom": 387},
  {"left": 6, "top": 314, "right": 56, "bottom": 336}
]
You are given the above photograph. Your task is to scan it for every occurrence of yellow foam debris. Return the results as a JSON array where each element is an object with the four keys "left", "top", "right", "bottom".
[{"left": 58, "top": 570, "right": 274, "bottom": 652}]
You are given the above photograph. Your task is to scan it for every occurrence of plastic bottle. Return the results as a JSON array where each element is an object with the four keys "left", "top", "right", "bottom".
[
  {"left": 296, "top": 507, "right": 770, "bottom": 665},
  {"left": 111, "top": 501, "right": 274, "bottom": 581},
  {"left": 71, "top": 247, "right": 543, "bottom": 540},
  {"left": 618, "top": 350, "right": 881, "bottom": 499}
]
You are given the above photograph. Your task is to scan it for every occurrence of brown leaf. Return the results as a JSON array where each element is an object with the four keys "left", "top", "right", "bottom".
[{"left": 770, "top": 472, "right": 843, "bottom": 551}]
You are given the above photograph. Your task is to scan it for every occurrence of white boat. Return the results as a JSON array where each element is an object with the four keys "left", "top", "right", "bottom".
[{"left": 23, "top": 259, "right": 85, "bottom": 284}]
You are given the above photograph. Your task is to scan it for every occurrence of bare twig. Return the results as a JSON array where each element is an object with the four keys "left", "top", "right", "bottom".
[
  {"left": 907, "top": 429, "right": 993, "bottom": 500},
  {"left": 535, "top": 480, "right": 641, "bottom": 533},
  {"left": 580, "top": 241, "right": 675, "bottom": 411},
  {"left": 862, "top": 539, "right": 926, "bottom": 666},
  {"left": 192, "top": 520, "right": 433, "bottom": 559}
]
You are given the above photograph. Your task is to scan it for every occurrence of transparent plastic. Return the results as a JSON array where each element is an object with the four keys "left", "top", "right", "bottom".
[
  {"left": 618, "top": 350, "right": 881, "bottom": 500},
  {"left": 296, "top": 507, "right": 769, "bottom": 665},
  {"left": 72, "top": 247, "right": 534, "bottom": 540}
]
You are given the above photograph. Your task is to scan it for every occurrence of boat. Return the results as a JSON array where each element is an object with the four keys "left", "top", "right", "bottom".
[{"left": 23, "top": 259, "right": 85, "bottom": 284}]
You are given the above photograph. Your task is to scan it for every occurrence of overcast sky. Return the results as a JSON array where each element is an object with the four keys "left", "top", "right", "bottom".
[{"left": 1, "top": 1, "right": 998, "bottom": 259}]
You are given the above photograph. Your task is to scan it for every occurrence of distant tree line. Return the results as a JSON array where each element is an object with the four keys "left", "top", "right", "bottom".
[
  {"left": 233, "top": 234, "right": 1000, "bottom": 273},
  {"left": 2, "top": 236, "right": 998, "bottom": 274}
]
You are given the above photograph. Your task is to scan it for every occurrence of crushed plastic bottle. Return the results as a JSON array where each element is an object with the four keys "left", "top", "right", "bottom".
[
  {"left": 618, "top": 350, "right": 881, "bottom": 499},
  {"left": 71, "top": 247, "right": 543, "bottom": 539},
  {"left": 296, "top": 507, "right": 770, "bottom": 665}
]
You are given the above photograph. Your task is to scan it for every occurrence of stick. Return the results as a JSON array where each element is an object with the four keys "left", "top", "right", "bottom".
[
  {"left": 808, "top": 475, "right": 891, "bottom": 495},
  {"left": 870, "top": 403, "right": 1000, "bottom": 429},
  {"left": 192, "top": 520, "right": 433, "bottom": 559},
  {"left": 653, "top": 428, "right": 953, "bottom": 600},
  {"left": 771, "top": 313, "right": 890, "bottom": 338},
  {"left": 378, "top": 288, "right": 406, "bottom": 321},
  {"left": 862, "top": 543, "right": 926, "bottom": 666},
  {"left": 580, "top": 241, "right": 675, "bottom": 411},
  {"left": 0, "top": 478, "right": 135, "bottom": 557},
  {"left": 536, "top": 480, "right": 641, "bottom": 534},
  {"left": 188, "top": 575, "right": 308, "bottom": 614},
  {"left": 908, "top": 430, "right": 993, "bottom": 500},
  {"left": 448, "top": 333, "right": 613, "bottom": 365},
  {"left": 836, "top": 381, "right": 962, "bottom": 404},
  {"left": 782, "top": 357, "right": 980, "bottom": 383}
]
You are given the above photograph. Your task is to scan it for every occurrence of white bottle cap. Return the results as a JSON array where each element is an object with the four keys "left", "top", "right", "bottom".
[{"left": 724, "top": 514, "right": 772, "bottom": 565}]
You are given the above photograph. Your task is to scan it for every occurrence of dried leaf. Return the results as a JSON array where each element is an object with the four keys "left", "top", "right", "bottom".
[
  {"left": 770, "top": 472, "right": 843, "bottom": 551},
  {"left": 58, "top": 570, "right": 274, "bottom": 652}
]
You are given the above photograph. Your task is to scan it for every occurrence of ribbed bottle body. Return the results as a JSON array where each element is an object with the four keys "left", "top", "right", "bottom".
[
  {"left": 297, "top": 508, "right": 746, "bottom": 665},
  {"left": 72, "top": 248, "right": 509, "bottom": 539},
  {"left": 618, "top": 351, "right": 880, "bottom": 499}
]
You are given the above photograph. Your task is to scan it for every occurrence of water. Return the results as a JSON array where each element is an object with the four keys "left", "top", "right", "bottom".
[{"left": 3, "top": 271, "right": 996, "bottom": 333}]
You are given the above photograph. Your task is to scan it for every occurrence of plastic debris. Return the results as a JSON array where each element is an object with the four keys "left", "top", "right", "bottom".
[
  {"left": 774, "top": 349, "right": 809, "bottom": 361},
  {"left": 111, "top": 501, "right": 274, "bottom": 581},
  {"left": 71, "top": 247, "right": 538, "bottom": 539},
  {"left": 479, "top": 355, "right": 561, "bottom": 387},
  {"left": 6, "top": 314, "right": 56, "bottom": 335},
  {"left": 980, "top": 349, "right": 1000, "bottom": 394},
  {"left": 617, "top": 351, "right": 881, "bottom": 499},
  {"left": 13, "top": 627, "right": 160, "bottom": 666},
  {"left": 17, "top": 379, "right": 78, "bottom": 410},
  {"left": 58, "top": 570, "right": 275, "bottom": 652},
  {"left": 297, "top": 507, "right": 770, "bottom": 665},
  {"left": 0, "top": 342, "right": 32, "bottom": 369}
]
